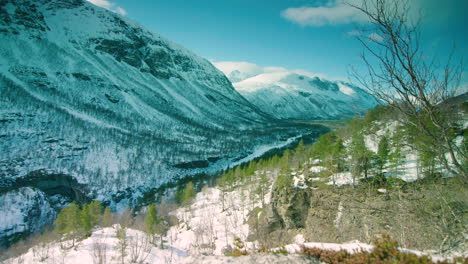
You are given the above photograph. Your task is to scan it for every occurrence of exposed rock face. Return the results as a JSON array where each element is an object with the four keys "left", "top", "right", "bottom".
[
  {"left": 0, "top": 170, "right": 91, "bottom": 247},
  {"left": 252, "top": 179, "right": 467, "bottom": 252},
  {"left": 0, "top": 187, "right": 56, "bottom": 248},
  {"left": 266, "top": 186, "right": 310, "bottom": 230}
]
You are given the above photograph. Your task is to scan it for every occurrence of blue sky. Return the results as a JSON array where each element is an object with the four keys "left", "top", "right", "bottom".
[{"left": 88, "top": 0, "right": 467, "bottom": 82}]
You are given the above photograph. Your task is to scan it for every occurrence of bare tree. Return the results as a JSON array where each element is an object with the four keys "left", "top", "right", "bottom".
[
  {"left": 164, "top": 229, "right": 178, "bottom": 264},
  {"left": 192, "top": 205, "right": 217, "bottom": 254},
  {"left": 91, "top": 238, "right": 108, "bottom": 264},
  {"left": 31, "top": 234, "right": 53, "bottom": 263},
  {"left": 128, "top": 232, "right": 151, "bottom": 263},
  {"left": 348, "top": 0, "right": 466, "bottom": 178},
  {"left": 114, "top": 225, "right": 128, "bottom": 264},
  {"left": 57, "top": 244, "right": 68, "bottom": 264}
]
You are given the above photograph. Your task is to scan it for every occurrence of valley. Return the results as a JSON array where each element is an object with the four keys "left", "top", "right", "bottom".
[{"left": 0, "top": 0, "right": 466, "bottom": 263}]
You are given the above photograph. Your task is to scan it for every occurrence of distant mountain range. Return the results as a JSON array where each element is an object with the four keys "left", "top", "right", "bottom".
[{"left": 214, "top": 61, "right": 378, "bottom": 120}]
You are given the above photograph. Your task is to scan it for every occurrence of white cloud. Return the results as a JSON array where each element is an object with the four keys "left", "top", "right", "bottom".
[
  {"left": 212, "top": 61, "right": 330, "bottom": 83},
  {"left": 346, "top": 29, "right": 361, "bottom": 37},
  {"left": 346, "top": 30, "right": 384, "bottom": 43},
  {"left": 281, "top": 0, "right": 367, "bottom": 26},
  {"left": 86, "top": 0, "right": 127, "bottom": 15},
  {"left": 115, "top": 7, "right": 127, "bottom": 16},
  {"left": 211, "top": 61, "right": 281, "bottom": 83},
  {"left": 367, "top": 32, "right": 383, "bottom": 42},
  {"left": 282, "top": 0, "right": 438, "bottom": 27}
]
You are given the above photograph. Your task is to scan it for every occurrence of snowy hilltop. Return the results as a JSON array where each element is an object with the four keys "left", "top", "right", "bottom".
[{"left": 214, "top": 61, "right": 378, "bottom": 120}]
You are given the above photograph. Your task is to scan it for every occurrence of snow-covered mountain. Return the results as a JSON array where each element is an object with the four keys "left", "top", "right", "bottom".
[
  {"left": 0, "top": 0, "right": 312, "bottom": 246},
  {"left": 214, "top": 61, "right": 377, "bottom": 120}
]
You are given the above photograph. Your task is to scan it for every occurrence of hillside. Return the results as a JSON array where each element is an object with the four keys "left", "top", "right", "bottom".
[
  {"left": 0, "top": 0, "right": 319, "bottom": 247},
  {"left": 3, "top": 101, "right": 467, "bottom": 263}
]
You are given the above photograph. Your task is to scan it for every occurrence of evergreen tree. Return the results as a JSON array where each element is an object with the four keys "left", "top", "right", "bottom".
[
  {"left": 245, "top": 161, "right": 256, "bottom": 181},
  {"left": 115, "top": 225, "right": 128, "bottom": 264},
  {"left": 80, "top": 204, "right": 93, "bottom": 236},
  {"left": 145, "top": 204, "right": 159, "bottom": 239},
  {"left": 270, "top": 155, "right": 280, "bottom": 170},
  {"left": 234, "top": 166, "right": 243, "bottom": 182},
  {"left": 256, "top": 172, "right": 269, "bottom": 206},
  {"left": 389, "top": 131, "right": 405, "bottom": 175},
  {"left": 276, "top": 174, "right": 291, "bottom": 190},
  {"left": 377, "top": 135, "right": 390, "bottom": 176},
  {"left": 88, "top": 201, "right": 103, "bottom": 225},
  {"left": 54, "top": 202, "right": 82, "bottom": 247},
  {"left": 102, "top": 207, "right": 113, "bottom": 227},
  {"left": 293, "top": 139, "right": 305, "bottom": 169},
  {"left": 332, "top": 138, "right": 346, "bottom": 172},
  {"left": 80, "top": 201, "right": 102, "bottom": 236},
  {"left": 350, "top": 132, "right": 373, "bottom": 182},
  {"left": 181, "top": 181, "right": 196, "bottom": 206},
  {"left": 280, "top": 149, "right": 291, "bottom": 174},
  {"left": 174, "top": 185, "right": 184, "bottom": 204}
]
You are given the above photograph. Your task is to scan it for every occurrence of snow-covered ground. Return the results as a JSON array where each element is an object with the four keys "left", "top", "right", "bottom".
[
  {"left": 291, "top": 120, "right": 435, "bottom": 187},
  {"left": 168, "top": 175, "right": 273, "bottom": 256},
  {"left": 3, "top": 178, "right": 281, "bottom": 263},
  {"left": 4, "top": 172, "right": 465, "bottom": 263},
  {"left": 3, "top": 226, "right": 312, "bottom": 264}
]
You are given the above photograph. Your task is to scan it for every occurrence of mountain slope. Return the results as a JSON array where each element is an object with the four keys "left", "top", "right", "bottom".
[
  {"left": 214, "top": 62, "right": 377, "bottom": 120},
  {"left": 0, "top": 0, "right": 314, "bottom": 246}
]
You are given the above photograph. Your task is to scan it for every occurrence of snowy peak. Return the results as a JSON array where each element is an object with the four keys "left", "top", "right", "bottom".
[
  {"left": 214, "top": 61, "right": 377, "bottom": 120},
  {"left": 2, "top": 0, "right": 230, "bottom": 87}
]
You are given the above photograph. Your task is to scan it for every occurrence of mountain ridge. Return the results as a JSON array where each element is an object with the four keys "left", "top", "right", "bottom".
[
  {"left": 0, "top": 0, "right": 315, "bottom": 246},
  {"left": 214, "top": 61, "right": 378, "bottom": 120}
]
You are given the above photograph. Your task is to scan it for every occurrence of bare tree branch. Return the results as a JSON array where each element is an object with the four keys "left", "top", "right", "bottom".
[{"left": 347, "top": 0, "right": 466, "bottom": 178}]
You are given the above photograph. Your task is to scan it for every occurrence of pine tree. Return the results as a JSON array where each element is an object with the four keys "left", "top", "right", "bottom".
[
  {"left": 174, "top": 185, "right": 184, "bottom": 205},
  {"left": 377, "top": 135, "right": 390, "bottom": 176},
  {"left": 294, "top": 139, "right": 305, "bottom": 168},
  {"left": 181, "top": 181, "right": 196, "bottom": 206},
  {"left": 276, "top": 173, "right": 291, "bottom": 191},
  {"left": 350, "top": 132, "right": 372, "bottom": 182},
  {"left": 389, "top": 131, "right": 405, "bottom": 175},
  {"left": 80, "top": 204, "right": 93, "bottom": 236},
  {"left": 234, "top": 166, "right": 243, "bottom": 183},
  {"left": 270, "top": 155, "right": 280, "bottom": 170},
  {"left": 145, "top": 204, "right": 159, "bottom": 242},
  {"left": 115, "top": 225, "right": 128, "bottom": 264},
  {"left": 102, "top": 207, "right": 113, "bottom": 227},
  {"left": 280, "top": 149, "right": 291, "bottom": 174},
  {"left": 332, "top": 138, "right": 346, "bottom": 172},
  {"left": 258, "top": 172, "right": 268, "bottom": 205},
  {"left": 54, "top": 202, "right": 82, "bottom": 247},
  {"left": 245, "top": 161, "right": 256, "bottom": 181},
  {"left": 80, "top": 201, "right": 102, "bottom": 236}
]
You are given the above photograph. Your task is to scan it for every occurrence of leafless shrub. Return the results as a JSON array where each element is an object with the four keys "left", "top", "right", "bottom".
[
  {"left": 91, "top": 238, "right": 108, "bottom": 264},
  {"left": 113, "top": 225, "right": 128, "bottom": 264},
  {"left": 31, "top": 235, "right": 52, "bottom": 263},
  {"left": 128, "top": 232, "right": 151, "bottom": 263}
]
